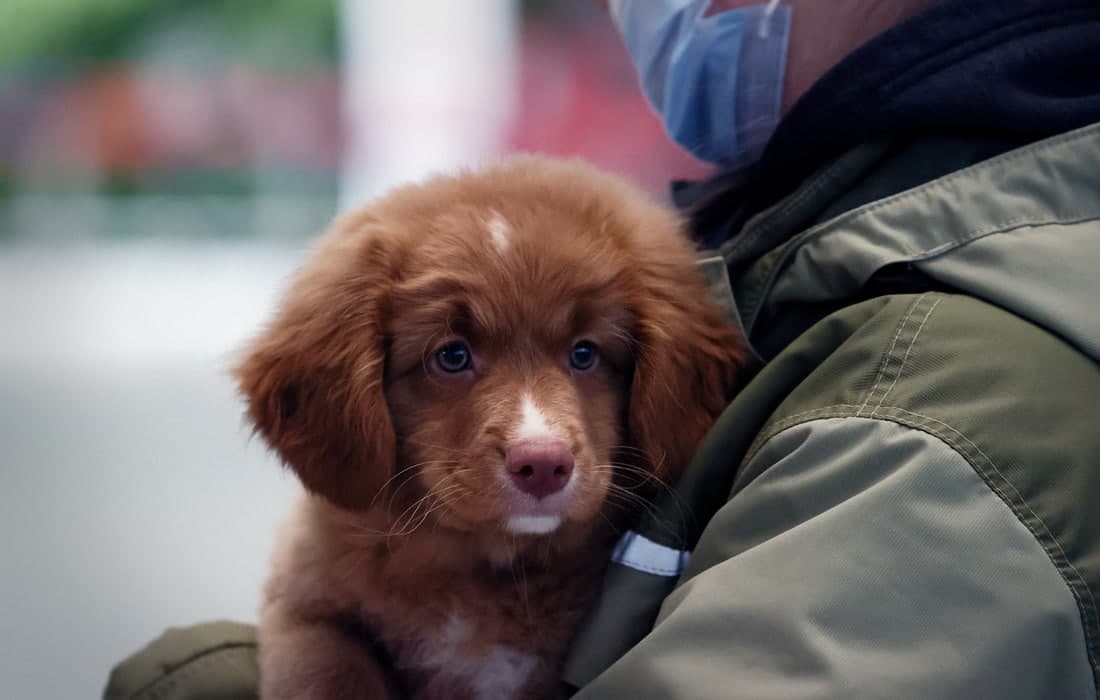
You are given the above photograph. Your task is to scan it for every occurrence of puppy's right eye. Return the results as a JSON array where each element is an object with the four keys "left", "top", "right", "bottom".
[
  {"left": 569, "top": 340, "right": 599, "bottom": 371},
  {"left": 435, "top": 341, "right": 472, "bottom": 373}
]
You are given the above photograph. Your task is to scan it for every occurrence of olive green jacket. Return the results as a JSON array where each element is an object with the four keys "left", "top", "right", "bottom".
[
  {"left": 565, "top": 122, "right": 1100, "bottom": 699},
  {"left": 106, "top": 123, "right": 1100, "bottom": 699}
]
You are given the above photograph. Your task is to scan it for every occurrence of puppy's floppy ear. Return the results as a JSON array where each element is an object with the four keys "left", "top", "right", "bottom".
[
  {"left": 234, "top": 217, "right": 398, "bottom": 510},
  {"left": 627, "top": 228, "right": 748, "bottom": 482}
]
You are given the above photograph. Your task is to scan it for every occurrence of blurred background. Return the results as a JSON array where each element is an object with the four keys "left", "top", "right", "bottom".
[{"left": 0, "top": 1, "right": 707, "bottom": 697}]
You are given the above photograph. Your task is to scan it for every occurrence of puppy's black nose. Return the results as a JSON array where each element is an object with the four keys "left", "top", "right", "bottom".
[{"left": 505, "top": 439, "right": 574, "bottom": 499}]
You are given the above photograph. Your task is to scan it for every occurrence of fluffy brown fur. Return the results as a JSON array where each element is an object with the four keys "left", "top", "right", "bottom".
[{"left": 236, "top": 156, "right": 748, "bottom": 699}]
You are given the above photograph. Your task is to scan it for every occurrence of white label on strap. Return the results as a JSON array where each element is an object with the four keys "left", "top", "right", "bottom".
[{"left": 610, "top": 530, "right": 691, "bottom": 577}]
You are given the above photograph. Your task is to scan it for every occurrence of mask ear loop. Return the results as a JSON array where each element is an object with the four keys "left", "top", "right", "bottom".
[{"left": 759, "top": 0, "right": 782, "bottom": 38}]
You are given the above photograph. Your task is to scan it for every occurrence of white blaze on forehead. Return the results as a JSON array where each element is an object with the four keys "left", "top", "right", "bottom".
[
  {"left": 487, "top": 211, "right": 510, "bottom": 253},
  {"left": 515, "top": 393, "right": 559, "bottom": 441},
  {"left": 506, "top": 515, "right": 562, "bottom": 535}
]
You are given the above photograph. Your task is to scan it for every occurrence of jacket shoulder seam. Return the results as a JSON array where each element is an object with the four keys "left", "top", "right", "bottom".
[
  {"left": 856, "top": 292, "right": 940, "bottom": 417},
  {"left": 743, "top": 407, "right": 1100, "bottom": 695}
]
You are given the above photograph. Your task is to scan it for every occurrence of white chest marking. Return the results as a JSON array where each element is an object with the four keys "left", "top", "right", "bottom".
[
  {"left": 413, "top": 616, "right": 470, "bottom": 669},
  {"left": 409, "top": 616, "right": 538, "bottom": 699},
  {"left": 472, "top": 646, "right": 539, "bottom": 699}
]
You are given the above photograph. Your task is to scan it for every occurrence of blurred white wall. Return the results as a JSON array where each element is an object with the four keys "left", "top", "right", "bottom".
[
  {"left": 0, "top": 244, "right": 303, "bottom": 699},
  {"left": 339, "top": 0, "right": 519, "bottom": 208}
]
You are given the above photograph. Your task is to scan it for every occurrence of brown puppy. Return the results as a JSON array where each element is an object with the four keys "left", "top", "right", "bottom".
[{"left": 236, "top": 156, "right": 747, "bottom": 699}]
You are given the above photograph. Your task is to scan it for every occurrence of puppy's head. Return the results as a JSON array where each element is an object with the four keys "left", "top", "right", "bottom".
[{"left": 236, "top": 157, "right": 746, "bottom": 548}]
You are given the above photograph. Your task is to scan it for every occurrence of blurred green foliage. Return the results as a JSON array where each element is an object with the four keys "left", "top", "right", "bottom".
[
  {"left": 0, "top": 0, "right": 339, "bottom": 69},
  {"left": 0, "top": 0, "right": 566, "bottom": 70}
]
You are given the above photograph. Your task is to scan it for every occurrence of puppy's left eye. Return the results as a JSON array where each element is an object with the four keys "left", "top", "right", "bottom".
[
  {"left": 569, "top": 340, "right": 598, "bottom": 371},
  {"left": 435, "top": 341, "right": 472, "bottom": 373}
]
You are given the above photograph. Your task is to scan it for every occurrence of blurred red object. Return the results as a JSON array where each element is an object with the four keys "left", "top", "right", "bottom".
[
  {"left": 510, "top": 21, "right": 710, "bottom": 193},
  {"left": 1, "top": 18, "right": 710, "bottom": 193}
]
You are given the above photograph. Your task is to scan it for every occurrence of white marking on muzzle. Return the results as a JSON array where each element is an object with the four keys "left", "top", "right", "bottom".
[{"left": 506, "top": 514, "right": 562, "bottom": 535}]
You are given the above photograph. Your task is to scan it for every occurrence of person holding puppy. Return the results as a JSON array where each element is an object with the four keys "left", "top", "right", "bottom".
[
  {"left": 565, "top": 0, "right": 1100, "bottom": 698},
  {"left": 107, "top": 0, "right": 1100, "bottom": 697}
]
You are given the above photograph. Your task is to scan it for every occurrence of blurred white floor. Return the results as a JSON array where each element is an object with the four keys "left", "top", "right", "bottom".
[{"left": 0, "top": 243, "right": 308, "bottom": 698}]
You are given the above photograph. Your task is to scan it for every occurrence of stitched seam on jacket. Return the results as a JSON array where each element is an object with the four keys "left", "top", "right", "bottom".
[
  {"left": 131, "top": 643, "right": 257, "bottom": 700},
  {"left": 871, "top": 297, "right": 942, "bottom": 416},
  {"left": 887, "top": 214, "right": 1100, "bottom": 259},
  {"left": 879, "top": 406, "right": 1100, "bottom": 697},
  {"left": 720, "top": 142, "right": 887, "bottom": 261},
  {"left": 745, "top": 404, "right": 866, "bottom": 466},
  {"left": 739, "top": 123, "right": 1100, "bottom": 332},
  {"left": 857, "top": 294, "right": 932, "bottom": 417},
  {"left": 743, "top": 407, "right": 1100, "bottom": 697},
  {"left": 782, "top": 124, "right": 1100, "bottom": 256}
]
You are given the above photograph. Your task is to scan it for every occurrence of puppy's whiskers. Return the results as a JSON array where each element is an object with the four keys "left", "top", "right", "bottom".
[
  {"left": 589, "top": 462, "right": 672, "bottom": 495},
  {"left": 387, "top": 483, "right": 463, "bottom": 538},
  {"left": 381, "top": 464, "right": 455, "bottom": 520},
  {"left": 369, "top": 460, "right": 454, "bottom": 510},
  {"left": 601, "top": 485, "right": 687, "bottom": 548}
]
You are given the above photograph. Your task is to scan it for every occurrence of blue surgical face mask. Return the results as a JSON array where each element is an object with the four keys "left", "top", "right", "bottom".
[{"left": 609, "top": 0, "right": 791, "bottom": 167}]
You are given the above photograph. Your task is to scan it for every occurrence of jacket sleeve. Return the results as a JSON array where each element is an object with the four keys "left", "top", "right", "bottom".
[
  {"left": 574, "top": 415, "right": 1096, "bottom": 699},
  {"left": 103, "top": 621, "right": 258, "bottom": 700}
]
